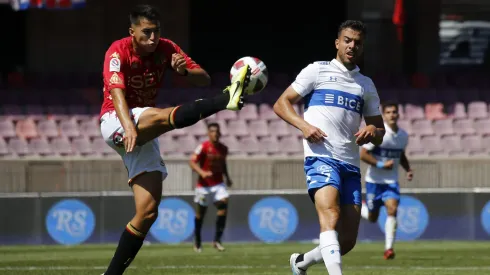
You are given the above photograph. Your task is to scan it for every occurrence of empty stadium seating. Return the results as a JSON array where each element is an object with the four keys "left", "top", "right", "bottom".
[{"left": 2, "top": 70, "right": 490, "bottom": 159}]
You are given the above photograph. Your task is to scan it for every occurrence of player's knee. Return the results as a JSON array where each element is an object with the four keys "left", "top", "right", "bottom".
[
  {"left": 317, "top": 207, "right": 340, "bottom": 231},
  {"left": 386, "top": 207, "right": 397, "bottom": 217},
  {"left": 216, "top": 201, "right": 228, "bottom": 216},
  {"left": 136, "top": 202, "right": 159, "bottom": 224}
]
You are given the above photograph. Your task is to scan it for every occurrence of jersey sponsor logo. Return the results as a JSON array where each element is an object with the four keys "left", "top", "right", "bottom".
[
  {"left": 377, "top": 195, "right": 429, "bottom": 240},
  {"left": 129, "top": 70, "right": 164, "bottom": 89},
  {"left": 248, "top": 196, "right": 298, "bottom": 243},
  {"left": 45, "top": 199, "right": 95, "bottom": 245},
  {"left": 149, "top": 198, "right": 195, "bottom": 243},
  {"left": 480, "top": 201, "right": 490, "bottom": 235},
  {"left": 371, "top": 147, "right": 403, "bottom": 159},
  {"left": 305, "top": 89, "right": 364, "bottom": 114}
]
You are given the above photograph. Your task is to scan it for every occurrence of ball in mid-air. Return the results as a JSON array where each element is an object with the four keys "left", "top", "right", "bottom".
[{"left": 230, "top": 56, "right": 268, "bottom": 95}]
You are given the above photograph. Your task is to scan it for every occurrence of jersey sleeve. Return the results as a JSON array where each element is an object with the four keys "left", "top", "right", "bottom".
[
  {"left": 103, "top": 44, "right": 127, "bottom": 91},
  {"left": 362, "top": 78, "right": 381, "bottom": 117},
  {"left": 191, "top": 143, "right": 205, "bottom": 162},
  {"left": 164, "top": 39, "right": 201, "bottom": 70},
  {"left": 291, "top": 63, "right": 319, "bottom": 97},
  {"left": 362, "top": 143, "right": 375, "bottom": 151}
]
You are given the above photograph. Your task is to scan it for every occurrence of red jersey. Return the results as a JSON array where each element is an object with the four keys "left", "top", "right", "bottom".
[
  {"left": 192, "top": 140, "right": 228, "bottom": 187},
  {"left": 100, "top": 37, "right": 201, "bottom": 118}
]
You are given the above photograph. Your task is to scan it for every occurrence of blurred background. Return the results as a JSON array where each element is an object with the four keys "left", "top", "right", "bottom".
[{"left": 1, "top": 0, "right": 490, "bottom": 247}]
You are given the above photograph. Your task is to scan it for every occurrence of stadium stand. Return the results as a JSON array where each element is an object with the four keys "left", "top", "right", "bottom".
[{"left": 1, "top": 71, "right": 490, "bottom": 158}]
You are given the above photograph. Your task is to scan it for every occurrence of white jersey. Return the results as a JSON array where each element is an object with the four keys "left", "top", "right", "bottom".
[
  {"left": 291, "top": 59, "right": 381, "bottom": 168},
  {"left": 363, "top": 123, "right": 409, "bottom": 184}
]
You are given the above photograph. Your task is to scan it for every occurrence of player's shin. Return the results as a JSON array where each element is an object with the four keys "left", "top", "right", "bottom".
[
  {"left": 194, "top": 216, "right": 203, "bottom": 248},
  {"left": 214, "top": 204, "right": 228, "bottom": 243},
  {"left": 169, "top": 93, "right": 231, "bottom": 129},
  {"left": 104, "top": 222, "right": 146, "bottom": 275},
  {"left": 319, "top": 230, "right": 343, "bottom": 275},
  {"left": 385, "top": 215, "right": 397, "bottom": 250}
]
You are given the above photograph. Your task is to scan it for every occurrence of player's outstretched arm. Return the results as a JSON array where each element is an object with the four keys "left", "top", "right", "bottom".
[
  {"left": 111, "top": 88, "right": 138, "bottom": 153},
  {"left": 273, "top": 86, "right": 326, "bottom": 143}
]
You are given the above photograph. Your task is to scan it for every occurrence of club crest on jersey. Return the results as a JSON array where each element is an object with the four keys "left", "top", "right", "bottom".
[{"left": 109, "top": 72, "right": 122, "bottom": 85}]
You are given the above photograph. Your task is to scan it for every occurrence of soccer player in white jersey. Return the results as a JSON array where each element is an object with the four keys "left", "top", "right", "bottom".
[
  {"left": 360, "top": 101, "right": 413, "bottom": 260},
  {"left": 274, "top": 20, "right": 385, "bottom": 275}
]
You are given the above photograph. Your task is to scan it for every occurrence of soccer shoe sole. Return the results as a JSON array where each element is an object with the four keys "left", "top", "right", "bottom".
[
  {"left": 226, "top": 65, "right": 251, "bottom": 111},
  {"left": 289, "top": 253, "right": 307, "bottom": 275}
]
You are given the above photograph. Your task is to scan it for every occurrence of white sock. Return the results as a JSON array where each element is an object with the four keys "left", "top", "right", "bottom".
[
  {"left": 385, "top": 215, "right": 397, "bottom": 250},
  {"left": 361, "top": 202, "right": 369, "bottom": 220},
  {"left": 319, "top": 230, "right": 342, "bottom": 275},
  {"left": 296, "top": 246, "right": 323, "bottom": 270}
]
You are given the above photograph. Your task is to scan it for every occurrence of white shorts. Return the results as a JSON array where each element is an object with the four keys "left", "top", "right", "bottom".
[
  {"left": 100, "top": 107, "right": 168, "bottom": 183},
  {"left": 194, "top": 183, "right": 230, "bottom": 207}
]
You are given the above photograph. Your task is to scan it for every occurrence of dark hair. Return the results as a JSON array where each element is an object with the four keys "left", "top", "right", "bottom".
[
  {"left": 338, "top": 20, "right": 367, "bottom": 37},
  {"left": 207, "top": 122, "right": 220, "bottom": 130},
  {"left": 129, "top": 5, "right": 161, "bottom": 25},
  {"left": 382, "top": 101, "right": 399, "bottom": 112}
]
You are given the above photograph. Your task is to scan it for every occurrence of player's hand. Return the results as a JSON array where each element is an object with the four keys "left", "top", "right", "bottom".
[
  {"left": 226, "top": 179, "right": 233, "bottom": 187},
  {"left": 354, "top": 125, "right": 377, "bottom": 146},
  {"left": 383, "top": 159, "right": 395, "bottom": 170},
  {"left": 302, "top": 124, "right": 327, "bottom": 143},
  {"left": 171, "top": 53, "right": 187, "bottom": 75},
  {"left": 123, "top": 127, "right": 138, "bottom": 153},
  {"left": 200, "top": 171, "right": 213, "bottom": 178},
  {"left": 406, "top": 169, "right": 414, "bottom": 181}
]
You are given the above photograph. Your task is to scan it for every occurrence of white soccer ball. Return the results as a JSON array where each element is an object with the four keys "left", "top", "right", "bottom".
[{"left": 230, "top": 56, "right": 268, "bottom": 95}]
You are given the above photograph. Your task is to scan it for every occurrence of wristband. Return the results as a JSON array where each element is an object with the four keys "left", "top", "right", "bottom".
[{"left": 376, "top": 161, "right": 385, "bottom": 168}]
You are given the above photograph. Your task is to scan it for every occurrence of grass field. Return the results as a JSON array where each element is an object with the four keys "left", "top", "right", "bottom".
[{"left": 1, "top": 241, "right": 489, "bottom": 274}]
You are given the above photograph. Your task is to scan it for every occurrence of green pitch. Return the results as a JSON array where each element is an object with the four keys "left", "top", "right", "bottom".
[{"left": 1, "top": 241, "right": 489, "bottom": 274}]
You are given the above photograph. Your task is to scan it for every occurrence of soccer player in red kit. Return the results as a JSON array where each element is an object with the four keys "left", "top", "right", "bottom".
[
  {"left": 189, "top": 123, "right": 232, "bottom": 252},
  {"left": 100, "top": 5, "right": 251, "bottom": 275}
]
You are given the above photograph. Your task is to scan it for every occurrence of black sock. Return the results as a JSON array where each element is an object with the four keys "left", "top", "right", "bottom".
[
  {"left": 194, "top": 217, "right": 203, "bottom": 247},
  {"left": 105, "top": 223, "right": 145, "bottom": 275},
  {"left": 170, "top": 93, "right": 230, "bottom": 129},
  {"left": 214, "top": 215, "right": 227, "bottom": 243}
]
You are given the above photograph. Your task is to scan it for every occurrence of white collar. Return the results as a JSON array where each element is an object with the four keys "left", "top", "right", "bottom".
[{"left": 331, "top": 58, "right": 360, "bottom": 73}]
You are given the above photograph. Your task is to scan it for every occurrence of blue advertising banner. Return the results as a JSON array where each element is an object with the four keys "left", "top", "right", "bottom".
[{"left": 0, "top": 192, "right": 489, "bottom": 245}]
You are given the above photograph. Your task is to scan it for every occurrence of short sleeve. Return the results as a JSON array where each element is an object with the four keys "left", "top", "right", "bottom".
[
  {"left": 291, "top": 63, "right": 318, "bottom": 97},
  {"left": 362, "top": 79, "right": 381, "bottom": 117},
  {"left": 164, "top": 39, "right": 201, "bottom": 70},
  {"left": 191, "top": 143, "right": 204, "bottom": 162},
  {"left": 362, "top": 143, "right": 375, "bottom": 151},
  {"left": 103, "top": 45, "right": 127, "bottom": 91}
]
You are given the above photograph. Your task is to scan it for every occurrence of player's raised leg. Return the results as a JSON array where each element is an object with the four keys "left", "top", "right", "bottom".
[
  {"left": 104, "top": 171, "right": 163, "bottom": 275},
  {"left": 383, "top": 195, "right": 399, "bottom": 259},
  {"left": 134, "top": 65, "right": 251, "bottom": 146}
]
